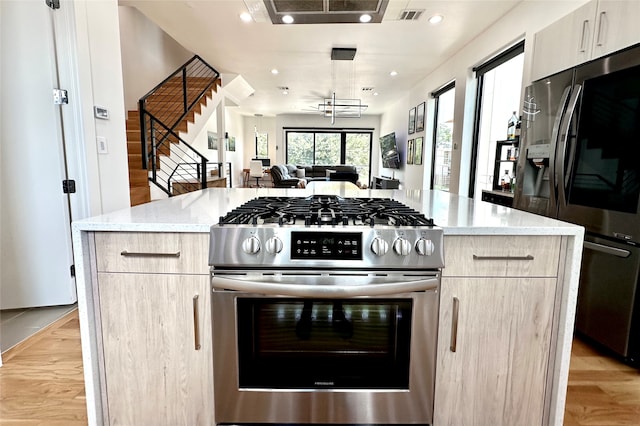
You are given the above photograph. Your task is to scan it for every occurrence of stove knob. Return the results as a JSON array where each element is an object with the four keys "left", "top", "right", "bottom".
[
  {"left": 265, "top": 236, "right": 284, "bottom": 254},
  {"left": 370, "top": 237, "right": 389, "bottom": 256},
  {"left": 242, "top": 236, "right": 261, "bottom": 255},
  {"left": 393, "top": 238, "right": 412, "bottom": 256},
  {"left": 415, "top": 238, "right": 435, "bottom": 256}
]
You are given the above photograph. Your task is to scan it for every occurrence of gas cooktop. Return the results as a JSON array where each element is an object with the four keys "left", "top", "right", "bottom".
[
  {"left": 218, "top": 195, "right": 435, "bottom": 227},
  {"left": 210, "top": 196, "right": 443, "bottom": 269}
]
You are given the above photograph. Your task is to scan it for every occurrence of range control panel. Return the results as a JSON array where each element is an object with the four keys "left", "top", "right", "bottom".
[{"left": 291, "top": 232, "right": 363, "bottom": 260}]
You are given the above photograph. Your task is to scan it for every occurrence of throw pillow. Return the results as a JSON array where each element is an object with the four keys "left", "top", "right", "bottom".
[
  {"left": 296, "top": 168, "right": 306, "bottom": 178},
  {"left": 325, "top": 169, "right": 336, "bottom": 178}
]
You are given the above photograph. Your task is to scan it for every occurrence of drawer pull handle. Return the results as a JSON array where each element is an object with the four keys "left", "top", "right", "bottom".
[
  {"left": 450, "top": 297, "right": 459, "bottom": 352},
  {"left": 193, "top": 294, "right": 201, "bottom": 351},
  {"left": 120, "top": 250, "right": 181, "bottom": 258},
  {"left": 472, "top": 254, "right": 534, "bottom": 261}
]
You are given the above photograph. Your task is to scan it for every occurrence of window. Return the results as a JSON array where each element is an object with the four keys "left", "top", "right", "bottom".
[
  {"left": 431, "top": 83, "right": 455, "bottom": 192},
  {"left": 256, "top": 132, "right": 268, "bottom": 158},
  {"left": 470, "top": 42, "right": 524, "bottom": 198},
  {"left": 285, "top": 129, "right": 372, "bottom": 185}
]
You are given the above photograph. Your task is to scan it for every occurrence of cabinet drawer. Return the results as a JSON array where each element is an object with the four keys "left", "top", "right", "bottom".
[
  {"left": 94, "top": 232, "right": 209, "bottom": 274},
  {"left": 443, "top": 235, "right": 560, "bottom": 277}
]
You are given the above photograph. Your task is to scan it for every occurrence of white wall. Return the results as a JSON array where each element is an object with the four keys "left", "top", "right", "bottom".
[
  {"left": 118, "top": 5, "right": 193, "bottom": 111},
  {"left": 380, "top": 0, "right": 589, "bottom": 195}
]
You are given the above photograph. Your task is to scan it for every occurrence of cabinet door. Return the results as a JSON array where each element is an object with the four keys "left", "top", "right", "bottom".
[
  {"left": 98, "top": 273, "right": 213, "bottom": 426},
  {"left": 434, "top": 277, "right": 556, "bottom": 426},
  {"left": 591, "top": 0, "right": 640, "bottom": 59},
  {"left": 531, "top": 1, "right": 598, "bottom": 81}
]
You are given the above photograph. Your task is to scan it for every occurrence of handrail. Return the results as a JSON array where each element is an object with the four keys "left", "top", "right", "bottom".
[{"left": 137, "top": 55, "right": 220, "bottom": 196}]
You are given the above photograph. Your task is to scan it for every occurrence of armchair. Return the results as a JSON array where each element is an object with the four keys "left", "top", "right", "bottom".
[{"left": 271, "top": 164, "right": 305, "bottom": 188}]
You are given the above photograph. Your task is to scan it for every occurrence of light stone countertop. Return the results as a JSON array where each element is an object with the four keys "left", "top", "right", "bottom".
[{"left": 72, "top": 186, "right": 583, "bottom": 237}]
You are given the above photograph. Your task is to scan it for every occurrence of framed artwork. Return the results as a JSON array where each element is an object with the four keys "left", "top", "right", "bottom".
[
  {"left": 226, "top": 136, "right": 236, "bottom": 152},
  {"left": 408, "top": 107, "right": 416, "bottom": 134},
  {"left": 207, "top": 131, "right": 218, "bottom": 150},
  {"left": 416, "top": 102, "right": 425, "bottom": 132},
  {"left": 407, "top": 139, "right": 414, "bottom": 165},
  {"left": 414, "top": 137, "right": 424, "bottom": 165}
]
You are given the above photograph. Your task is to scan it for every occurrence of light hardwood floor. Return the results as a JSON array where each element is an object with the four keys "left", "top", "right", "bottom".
[{"left": 0, "top": 309, "right": 638, "bottom": 425}]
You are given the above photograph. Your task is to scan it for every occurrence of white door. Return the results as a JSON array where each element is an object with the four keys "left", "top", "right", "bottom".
[{"left": 0, "top": 0, "right": 77, "bottom": 308}]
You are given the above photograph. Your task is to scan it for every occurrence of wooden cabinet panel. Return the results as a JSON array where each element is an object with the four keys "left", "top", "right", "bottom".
[
  {"left": 434, "top": 277, "right": 556, "bottom": 426},
  {"left": 95, "top": 232, "right": 209, "bottom": 274},
  {"left": 443, "top": 235, "right": 560, "bottom": 277},
  {"left": 98, "top": 273, "right": 213, "bottom": 426},
  {"left": 531, "top": 0, "right": 640, "bottom": 81},
  {"left": 591, "top": 0, "right": 640, "bottom": 59},
  {"left": 531, "top": 1, "right": 597, "bottom": 81}
]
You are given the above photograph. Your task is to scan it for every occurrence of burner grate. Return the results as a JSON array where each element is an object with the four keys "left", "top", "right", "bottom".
[{"left": 219, "top": 196, "right": 435, "bottom": 228}]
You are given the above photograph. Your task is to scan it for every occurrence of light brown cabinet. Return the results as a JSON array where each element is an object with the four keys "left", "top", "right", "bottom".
[
  {"left": 93, "top": 232, "right": 213, "bottom": 426},
  {"left": 531, "top": 0, "right": 640, "bottom": 81},
  {"left": 434, "top": 235, "right": 562, "bottom": 426}
]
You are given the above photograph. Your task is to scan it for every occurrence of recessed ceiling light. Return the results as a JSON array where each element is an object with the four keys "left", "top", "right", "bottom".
[
  {"left": 271, "top": 68, "right": 279, "bottom": 75},
  {"left": 282, "top": 90, "right": 289, "bottom": 95},
  {"left": 428, "top": 14, "right": 443, "bottom": 24},
  {"left": 359, "top": 14, "right": 372, "bottom": 23},
  {"left": 240, "top": 12, "right": 252, "bottom": 22},
  {"left": 373, "top": 92, "right": 379, "bottom": 96},
  {"left": 390, "top": 71, "right": 398, "bottom": 77},
  {"left": 282, "top": 15, "right": 294, "bottom": 24}
]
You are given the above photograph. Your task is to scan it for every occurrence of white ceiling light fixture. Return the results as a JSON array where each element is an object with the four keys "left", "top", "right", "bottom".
[
  {"left": 271, "top": 68, "right": 279, "bottom": 74},
  {"left": 240, "top": 12, "right": 252, "bottom": 22},
  {"left": 428, "top": 14, "right": 444, "bottom": 24},
  {"left": 389, "top": 70, "right": 398, "bottom": 77},
  {"left": 317, "top": 48, "right": 368, "bottom": 125},
  {"left": 359, "top": 14, "right": 372, "bottom": 23},
  {"left": 282, "top": 14, "right": 294, "bottom": 24}
]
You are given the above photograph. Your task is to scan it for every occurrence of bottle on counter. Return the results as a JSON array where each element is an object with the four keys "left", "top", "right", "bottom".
[
  {"left": 502, "top": 170, "right": 511, "bottom": 191},
  {"left": 514, "top": 116, "right": 522, "bottom": 139},
  {"left": 507, "top": 111, "right": 518, "bottom": 140}
]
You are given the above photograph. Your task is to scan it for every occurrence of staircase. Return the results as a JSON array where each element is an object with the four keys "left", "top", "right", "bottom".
[{"left": 126, "top": 55, "right": 221, "bottom": 206}]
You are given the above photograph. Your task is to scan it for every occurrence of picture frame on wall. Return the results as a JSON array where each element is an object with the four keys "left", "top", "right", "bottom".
[
  {"left": 407, "top": 139, "right": 414, "bottom": 165},
  {"left": 207, "top": 131, "right": 218, "bottom": 150},
  {"left": 226, "top": 136, "right": 236, "bottom": 152},
  {"left": 408, "top": 107, "right": 416, "bottom": 134},
  {"left": 416, "top": 102, "right": 425, "bottom": 132},
  {"left": 414, "top": 137, "right": 424, "bottom": 165}
]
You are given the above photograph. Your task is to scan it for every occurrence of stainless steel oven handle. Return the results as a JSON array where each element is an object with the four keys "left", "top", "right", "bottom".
[
  {"left": 583, "top": 241, "right": 630, "bottom": 258},
  {"left": 211, "top": 276, "right": 439, "bottom": 298}
]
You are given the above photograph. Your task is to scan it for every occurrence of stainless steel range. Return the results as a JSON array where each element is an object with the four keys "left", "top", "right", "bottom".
[{"left": 209, "top": 195, "right": 444, "bottom": 425}]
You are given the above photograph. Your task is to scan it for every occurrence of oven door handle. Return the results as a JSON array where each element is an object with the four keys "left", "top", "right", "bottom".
[{"left": 211, "top": 276, "right": 439, "bottom": 298}]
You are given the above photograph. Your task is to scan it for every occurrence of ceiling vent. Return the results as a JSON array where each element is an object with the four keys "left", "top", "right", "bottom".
[
  {"left": 398, "top": 9, "right": 424, "bottom": 21},
  {"left": 331, "top": 47, "right": 357, "bottom": 61},
  {"left": 361, "top": 87, "right": 375, "bottom": 92}
]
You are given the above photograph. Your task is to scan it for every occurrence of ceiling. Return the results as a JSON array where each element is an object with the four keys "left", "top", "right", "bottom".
[{"left": 120, "top": 0, "right": 523, "bottom": 118}]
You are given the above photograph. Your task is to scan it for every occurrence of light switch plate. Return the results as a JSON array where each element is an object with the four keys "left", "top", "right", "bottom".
[{"left": 97, "top": 136, "right": 108, "bottom": 154}]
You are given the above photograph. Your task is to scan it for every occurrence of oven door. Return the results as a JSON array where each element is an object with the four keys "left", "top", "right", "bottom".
[{"left": 211, "top": 270, "right": 439, "bottom": 425}]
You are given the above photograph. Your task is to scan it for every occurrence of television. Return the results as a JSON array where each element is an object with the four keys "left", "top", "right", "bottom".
[{"left": 379, "top": 132, "right": 400, "bottom": 169}]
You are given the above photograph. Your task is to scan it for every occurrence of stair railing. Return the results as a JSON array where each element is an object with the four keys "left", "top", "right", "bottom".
[
  {"left": 138, "top": 55, "right": 220, "bottom": 195},
  {"left": 145, "top": 111, "right": 209, "bottom": 196}
]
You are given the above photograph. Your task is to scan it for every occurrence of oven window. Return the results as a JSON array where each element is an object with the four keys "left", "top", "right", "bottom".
[{"left": 236, "top": 298, "right": 412, "bottom": 389}]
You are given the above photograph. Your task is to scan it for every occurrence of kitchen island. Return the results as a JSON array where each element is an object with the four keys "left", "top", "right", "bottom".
[{"left": 72, "top": 187, "right": 584, "bottom": 426}]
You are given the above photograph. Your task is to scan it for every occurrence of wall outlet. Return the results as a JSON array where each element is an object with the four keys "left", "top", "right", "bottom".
[{"left": 97, "top": 136, "right": 108, "bottom": 154}]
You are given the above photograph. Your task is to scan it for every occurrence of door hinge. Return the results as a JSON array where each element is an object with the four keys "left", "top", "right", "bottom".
[
  {"left": 62, "top": 179, "right": 76, "bottom": 194},
  {"left": 46, "top": 0, "right": 60, "bottom": 10},
  {"left": 70, "top": 265, "right": 75, "bottom": 278},
  {"left": 53, "top": 89, "right": 68, "bottom": 105}
]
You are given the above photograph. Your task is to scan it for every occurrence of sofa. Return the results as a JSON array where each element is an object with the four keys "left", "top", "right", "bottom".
[
  {"left": 298, "top": 165, "right": 359, "bottom": 184},
  {"left": 271, "top": 164, "right": 360, "bottom": 187}
]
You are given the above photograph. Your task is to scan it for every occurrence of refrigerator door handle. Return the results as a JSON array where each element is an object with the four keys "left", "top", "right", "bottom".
[
  {"left": 548, "top": 86, "right": 572, "bottom": 201},
  {"left": 555, "top": 84, "right": 582, "bottom": 206}
]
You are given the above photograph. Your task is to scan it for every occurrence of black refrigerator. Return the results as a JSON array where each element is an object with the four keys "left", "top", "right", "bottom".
[{"left": 513, "top": 44, "right": 640, "bottom": 367}]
